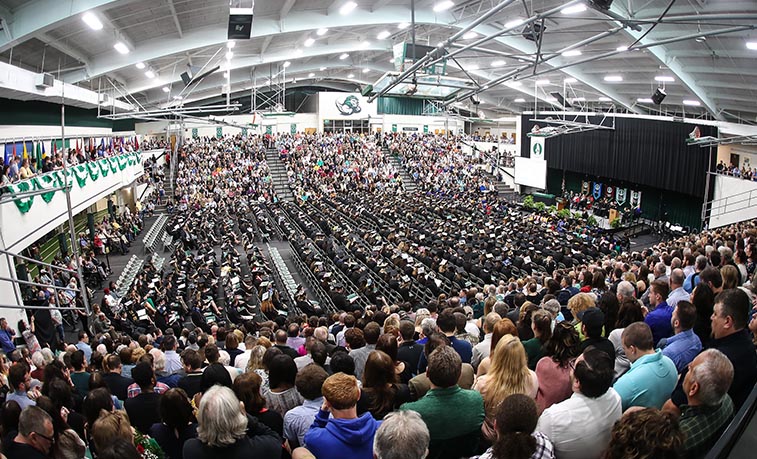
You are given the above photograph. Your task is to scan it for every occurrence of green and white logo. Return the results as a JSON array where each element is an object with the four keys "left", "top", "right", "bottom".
[
  {"left": 335, "top": 95, "right": 362, "bottom": 116},
  {"left": 532, "top": 142, "right": 543, "bottom": 157}
]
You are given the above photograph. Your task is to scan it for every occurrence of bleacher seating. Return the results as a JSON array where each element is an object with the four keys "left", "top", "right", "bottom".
[
  {"left": 116, "top": 255, "right": 145, "bottom": 297},
  {"left": 143, "top": 214, "right": 169, "bottom": 253}
]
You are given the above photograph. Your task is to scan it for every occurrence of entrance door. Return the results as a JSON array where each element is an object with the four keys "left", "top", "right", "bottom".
[{"left": 730, "top": 153, "right": 740, "bottom": 168}]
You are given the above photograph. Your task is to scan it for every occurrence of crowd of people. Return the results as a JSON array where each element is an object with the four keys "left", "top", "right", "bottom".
[
  {"left": 1, "top": 139, "right": 168, "bottom": 186},
  {"left": 716, "top": 160, "right": 757, "bottom": 181},
  {"left": 1, "top": 132, "right": 756, "bottom": 459}
]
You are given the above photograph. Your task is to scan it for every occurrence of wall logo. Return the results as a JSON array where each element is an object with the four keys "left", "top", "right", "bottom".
[
  {"left": 532, "top": 142, "right": 543, "bottom": 158},
  {"left": 335, "top": 95, "right": 362, "bottom": 116}
]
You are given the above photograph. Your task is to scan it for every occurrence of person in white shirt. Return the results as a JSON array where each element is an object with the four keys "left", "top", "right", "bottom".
[
  {"left": 471, "top": 312, "right": 500, "bottom": 370},
  {"left": 536, "top": 348, "right": 622, "bottom": 459}
]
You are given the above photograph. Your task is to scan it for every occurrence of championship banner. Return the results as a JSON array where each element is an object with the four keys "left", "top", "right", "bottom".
[
  {"left": 605, "top": 185, "right": 614, "bottom": 200},
  {"left": 582, "top": 181, "right": 590, "bottom": 195},
  {"left": 592, "top": 182, "right": 603, "bottom": 200},
  {"left": 630, "top": 190, "right": 642, "bottom": 208},
  {"left": 615, "top": 187, "right": 627, "bottom": 206}
]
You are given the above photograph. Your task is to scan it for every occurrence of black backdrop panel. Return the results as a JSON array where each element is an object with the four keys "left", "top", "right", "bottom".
[{"left": 520, "top": 116, "right": 717, "bottom": 197}]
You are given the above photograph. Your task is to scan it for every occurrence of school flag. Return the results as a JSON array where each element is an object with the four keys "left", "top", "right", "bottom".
[
  {"left": 615, "top": 187, "right": 627, "bottom": 206},
  {"left": 592, "top": 182, "right": 603, "bottom": 200},
  {"left": 581, "top": 181, "right": 590, "bottom": 195},
  {"left": 605, "top": 185, "right": 614, "bottom": 200},
  {"left": 35, "top": 142, "right": 42, "bottom": 170},
  {"left": 630, "top": 190, "right": 642, "bottom": 208}
]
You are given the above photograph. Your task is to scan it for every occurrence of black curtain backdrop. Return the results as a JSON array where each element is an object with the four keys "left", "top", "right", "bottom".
[{"left": 520, "top": 116, "right": 717, "bottom": 198}]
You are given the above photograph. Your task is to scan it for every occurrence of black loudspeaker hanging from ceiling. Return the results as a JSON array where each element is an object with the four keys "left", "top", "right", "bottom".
[
  {"left": 590, "top": 0, "right": 615, "bottom": 10},
  {"left": 652, "top": 87, "right": 667, "bottom": 105}
]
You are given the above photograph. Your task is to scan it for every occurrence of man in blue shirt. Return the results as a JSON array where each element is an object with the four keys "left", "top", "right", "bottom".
[
  {"left": 0, "top": 318, "right": 16, "bottom": 354},
  {"left": 417, "top": 310, "right": 472, "bottom": 373},
  {"left": 658, "top": 301, "right": 702, "bottom": 372},
  {"left": 614, "top": 322, "right": 678, "bottom": 411},
  {"left": 667, "top": 269, "right": 689, "bottom": 309},
  {"left": 644, "top": 280, "right": 674, "bottom": 345},
  {"left": 75, "top": 330, "right": 92, "bottom": 364},
  {"left": 683, "top": 255, "right": 707, "bottom": 293},
  {"left": 7, "top": 363, "right": 37, "bottom": 410}
]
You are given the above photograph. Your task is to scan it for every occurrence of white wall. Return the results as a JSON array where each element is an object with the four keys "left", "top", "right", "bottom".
[
  {"left": 135, "top": 113, "right": 319, "bottom": 139},
  {"left": 380, "top": 114, "right": 464, "bottom": 134},
  {"left": 708, "top": 174, "right": 757, "bottom": 229}
]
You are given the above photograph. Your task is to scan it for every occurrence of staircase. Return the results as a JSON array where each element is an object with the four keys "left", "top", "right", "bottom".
[
  {"left": 265, "top": 149, "right": 296, "bottom": 202},
  {"left": 481, "top": 169, "right": 518, "bottom": 200},
  {"left": 383, "top": 148, "right": 418, "bottom": 193}
]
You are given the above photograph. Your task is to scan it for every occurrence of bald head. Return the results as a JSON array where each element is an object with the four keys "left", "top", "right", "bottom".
[{"left": 670, "top": 269, "right": 684, "bottom": 288}]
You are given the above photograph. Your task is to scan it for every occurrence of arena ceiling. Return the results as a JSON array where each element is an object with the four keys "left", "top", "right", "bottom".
[{"left": 0, "top": 0, "right": 755, "bottom": 123}]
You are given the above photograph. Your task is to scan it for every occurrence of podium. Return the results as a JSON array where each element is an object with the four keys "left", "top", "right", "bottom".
[{"left": 609, "top": 209, "right": 619, "bottom": 223}]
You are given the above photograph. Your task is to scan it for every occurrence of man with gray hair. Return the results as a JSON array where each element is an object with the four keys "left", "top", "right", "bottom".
[
  {"left": 615, "top": 280, "right": 636, "bottom": 301},
  {"left": 373, "top": 410, "right": 430, "bottom": 459},
  {"left": 667, "top": 268, "right": 688, "bottom": 309},
  {"left": 472, "top": 312, "right": 501, "bottom": 370},
  {"left": 676, "top": 349, "right": 735, "bottom": 457},
  {"left": 5, "top": 406, "right": 54, "bottom": 459},
  {"left": 418, "top": 317, "right": 438, "bottom": 345}
]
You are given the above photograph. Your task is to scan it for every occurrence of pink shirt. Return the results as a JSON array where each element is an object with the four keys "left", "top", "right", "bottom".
[{"left": 535, "top": 356, "right": 574, "bottom": 413}]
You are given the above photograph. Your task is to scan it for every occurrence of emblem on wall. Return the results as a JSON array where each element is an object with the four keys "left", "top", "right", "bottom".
[{"left": 335, "top": 95, "right": 362, "bottom": 116}]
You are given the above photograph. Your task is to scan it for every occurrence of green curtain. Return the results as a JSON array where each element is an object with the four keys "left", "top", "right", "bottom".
[{"left": 377, "top": 97, "right": 440, "bottom": 116}]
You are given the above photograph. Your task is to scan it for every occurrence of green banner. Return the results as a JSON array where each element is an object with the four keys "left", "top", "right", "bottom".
[
  {"left": 290, "top": 124, "right": 297, "bottom": 134},
  {"left": 266, "top": 126, "right": 273, "bottom": 135},
  {"left": 4, "top": 151, "right": 141, "bottom": 214},
  {"left": 423, "top": 125, "right": 429, "bottom": 133},
  {"left": 192, "top": 128, "right": 198, "bottom": 138},
  {"left": 241, "top": 127, "right": 248, "bottom": 136},
  {"left": 216, "top": 127, "right": 223, "bottom": 138},
  {"left": 392, "top": 124, "right": 398, "bottom": 133}
]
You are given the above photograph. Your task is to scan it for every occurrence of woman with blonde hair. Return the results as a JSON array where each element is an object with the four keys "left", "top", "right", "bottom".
[
  {"left": 473, "top": 334, "right": 538, "bottom": 441},
  {"left": 720, "top": 264, "right": 740, "bottom": 290},
  {"left": 245, "top": 345, "right": 269, "bottom": 393},
  {"left": 476, "top": 318, "right": 518, "bottom": 377},
  {"left": 568, "top": 292, "right": 595, "bottom": 340}
]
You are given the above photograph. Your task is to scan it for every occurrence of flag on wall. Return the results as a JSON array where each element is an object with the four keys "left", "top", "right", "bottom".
[
  {"left": 22, "top": 141, "right": 28, "bottom": 160},
  {"left": 53, "top": 140, "right": 58, "bottom": 156},
  {"left": 592, "top": 182, "right": 603, "bottom": 200},
  {"left": 630, "top": 190, "right": 643, "bottom": 208},
  {"left": 615, "top": 187, "right": 627, "bottom": 206},
  {"left": 581, "top": 181, "right": 590, "bottom": 195},
  {"left": 35, "top": 142, "right": 42, "bottom": 170},
  {"left": 41, "top": 140, "right": 46, "bottom": 159},
  {"left": 605, "top": 185, "right": 614, "bottom": 200},
  {"left": 134, "top": 136, "right": 140, "bottom": 150}
]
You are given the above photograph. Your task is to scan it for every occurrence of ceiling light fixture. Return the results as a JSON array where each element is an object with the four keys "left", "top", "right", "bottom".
[
  {"left": 604, "top": 75, "right": 623, "bottom": 82},
  {"left": 505, "top": 19, "right": 524, "bottom": 28},
  {"left": 467, "top": 64, "right": 479, "bottom": 70},
  {"left": 173, "top": 95, "right": 183, "bottom": 100},
  {"left": 113, "top": 42, "right": 130, "bottom": 54},
  {"left": 339, "top": 53, "right": 349, "bottom": 60},
  {"left": 746, "top": 41, "right": 757, "bottom": 50},
  {"left": 561, "top": 4, "right": 587, "bottom": 15},
  {"left": 514, "top": 98, "right": 526, "bottom": 103},
  {"left": 362, "top": 68, "right": 370, "bottom": 73},
  {"left": 223, "top": 72, "right": 229, "bottom": 78},
  {"left": 463, "top": 31, "right": 478, "bottom": 40},
  {"left": 506, "top": 81, "right": 522, "bottom": 87},
  {"left": 683, "top": 99, "right": 701, "bottom": 106},
  {"left": 398, "top": 22, "right": 410, "bottom": 29},
  {"left": 82, "top": 12, "right": 103, "bottom": 31},
  {"left": 654, "top": 76, "right": 675, "bottom": 82},
  {"left": 339, "top": 2, "right": 357, "bottom": 15},
  {"left": 564, "top": 77, "right": 577, "bottom": 83},
  {"left": 377, "top": 31, "right": 391, "bottom": 40},
  {"left": 227, "top": 40, "right": 235, "bottom": 49},
  {"left": 361, "top": 41, "right": 371, "bottom": 48},
  {"left": 433, "top": 1, "right": 455, "bottom": 13},
  {"left": 162, "top": 86, "right": 169, "bottom": 93},
  {"left": 308, "top": 72, "right": 315, "bottom": 77},
  {"left": 571, "top": 97, "right": 586, "bottom": 102},
  {"left": 226, "top": 51, "right": 233, "bottom": 60},
  {"left": 145, "top": 70, "right": 155, "bottom": 78},
  {"left": 598, "top": 96, "right": 612, "bottom": 101},
  {"left": 562, "top": 49, "right": 582, "bottom": 57},
  {"left": 616, "top": 45, "right": 628, "bottom": 52},
  {"left": 347, "top": 73, "right": 355, "bottom": 78},
  {"left": 283, "top": 61, "right": 291, "bottom": 68},
  {"left": 317, "top": 28, "right": 328, "bottom": 36},
  {"left": 637, "top": 97, "right": 653, "bottom": 103},
  {"left": 135, "top": 62, "right": 145, "bottom": 69},
  {"left": 491, "top": 60, "right": 505, "bottom": 67},
  {"left": 320, "top": 66, "right": 327, "bottom": 71},
  {"left": 304, "top": 37, "right": 315, "bottom": 47},
  {"left": 535, "top": 79, "right": 550, "bottom": 85}
]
